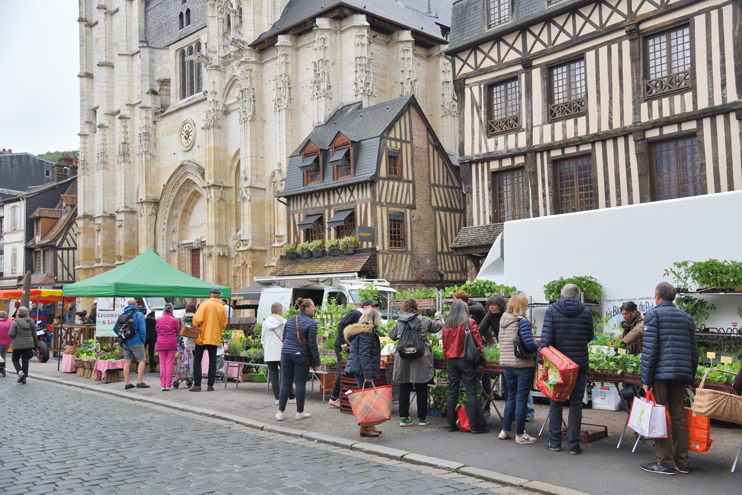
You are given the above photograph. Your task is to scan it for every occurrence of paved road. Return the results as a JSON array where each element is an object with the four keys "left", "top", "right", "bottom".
[{"left": 0, "top": 379, "right": 525, "bottom": 495}]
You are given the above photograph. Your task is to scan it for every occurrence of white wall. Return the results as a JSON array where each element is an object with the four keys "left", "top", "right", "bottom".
[{"left": 503, "top": 191, "right": 742, "bottom": 333}]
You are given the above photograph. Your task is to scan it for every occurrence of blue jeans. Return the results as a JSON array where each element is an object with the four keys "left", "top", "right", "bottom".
[
  {"left": 279, "top": 353, "right": 310, "bottom": 413},
  {"left": 548, "top": 368, "right": 588, "bottom": 451},
  {"left": 65, "top": 310, "right": 74, "bottom": 324},
  {"left": 503, "top": 367, "right": 535, "bottom": 435},
  {"left": 527, "top": 391, "right": 535, "bottom": 416},
  {"left": 355, "top": 375, "right": 373, "bottom": 390}
]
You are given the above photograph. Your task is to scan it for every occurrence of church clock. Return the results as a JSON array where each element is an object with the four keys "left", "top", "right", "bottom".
[{"left": 179, "top": 119, "right": 196, "bottom": 151}]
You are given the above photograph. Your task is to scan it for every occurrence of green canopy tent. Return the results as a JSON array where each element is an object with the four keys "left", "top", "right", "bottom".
[{"left": 62, "top": 249, "right": 231, "bottom": 298}]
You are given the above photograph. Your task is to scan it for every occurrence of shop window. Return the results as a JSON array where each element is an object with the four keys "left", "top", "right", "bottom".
[
  {"left": 493, "top": 167, "right": 529, "bottom": 223},
  {"left": 645, "top": 25, "right": 691, "bottom": 97},
  {"left": 652, "top": 137, "right": 701, "bottom": 201},
  {"left": 553, "top": 155, "right": 595, "bottom": 214},
  {"left": 389, "top": 213, "right": 405, "bottom": 250},
  {"left": 549, "top": 59, "right": 586, "bottom": 120}
]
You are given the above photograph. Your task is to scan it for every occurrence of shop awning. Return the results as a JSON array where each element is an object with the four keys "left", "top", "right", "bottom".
[
  {"left": 327, "top": 209, "right": 354, "bottom": 227},
  {"left": 297, "top": 214, "right": 322, "bottom": 230},
  {"left": 0, "top": 289, "right": 74, "bottom": 304},
  {"left": 328, "top": 148, "right": 348, "bottom": 164},
  {"left": 231, "top": 284, "right": 262, "bottom": 301},
  {"left": 298, "top": 155, "right": 319, "bottom": 171}
]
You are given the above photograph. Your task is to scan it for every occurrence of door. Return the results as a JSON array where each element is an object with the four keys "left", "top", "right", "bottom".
[{"left": 191, "top": 248, "right": 201, "bottom": 279}]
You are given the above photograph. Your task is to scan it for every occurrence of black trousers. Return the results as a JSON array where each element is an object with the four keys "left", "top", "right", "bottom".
[
  {"left": 193, "top": 344, "right": 217, "bottom": 387},
  {"left": 330, "top": 349, "right": 343, "bottom": 400},
  {"left": 12, "top": 348, "right": 33, "bottom": 376},
  {"left": 266, "top": 361, "right": 295, "bottom": 400},
  {"left": 144, "top": 339, "right": 157, "bottom": 371},
  {"left": 399, "top": 383, "right": 428, "bottom": 419},
  {"left": 446, "top": 357, "right": 482, "bottom": 430}
]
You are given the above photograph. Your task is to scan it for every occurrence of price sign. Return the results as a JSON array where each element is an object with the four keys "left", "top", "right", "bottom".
[
  {"left": 721, "top": 356, "right": 733, "bottom": 364},
  {"left": 707, "top": 352, "right": 716, "bottom": 359},
  {"left": 617, "top": 348, "right": 627, "bottom": 355},
  {"left": 496, "top": 344, "right": 500, "bottom": 349}
]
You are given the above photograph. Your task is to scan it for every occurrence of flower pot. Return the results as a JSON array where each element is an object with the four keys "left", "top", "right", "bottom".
[
  {"left": 288, "top": 253, "right": 298, "bottom": 260},
  {"left": 301, "top": 252, "right": 312, "bottom": 259},
  {"left": 344, "top": 247, "right": 355, "bottom": 255},
  {"left": 328, "top": 249, "right": 340, "bottom": 256},
  {"left": 313, "top": 250, "right": 325, "bottom": 258}
]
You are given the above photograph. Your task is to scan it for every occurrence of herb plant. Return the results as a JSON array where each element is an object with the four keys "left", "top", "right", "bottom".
[
  {"left": 543, "top": 276, "right": 603, "bottom": 302},
  {"left": 675, "top": 296, "right": 716, "bottom": 328}
]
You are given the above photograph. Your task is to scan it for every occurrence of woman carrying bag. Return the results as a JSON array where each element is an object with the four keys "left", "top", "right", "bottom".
[
  {"left": 275, "top": 298, "right": 320, "bottom": 421},
  {"left": 8, "top": 306, "right": 38, "bottom": 384},
  {"left": 389, "top": 299, "right": 443, "bottom": 427},
  {"left": 498, "top": 295, "right": 538, "bottom": 444}
]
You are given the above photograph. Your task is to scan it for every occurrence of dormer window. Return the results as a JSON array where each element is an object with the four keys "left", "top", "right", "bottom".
[
  {"left": 300, "top": 142, "right": 322, "bottom": 185},
  {"left": 329, "top": 133, "right": 353, "bottom": 180}
]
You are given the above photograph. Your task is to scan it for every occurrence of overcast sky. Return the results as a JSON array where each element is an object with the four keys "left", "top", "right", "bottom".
[{"left": 0, "top": 1, "right": 79, "bottom": 155}]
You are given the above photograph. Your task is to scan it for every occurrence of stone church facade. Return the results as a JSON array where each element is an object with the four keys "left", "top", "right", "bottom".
[{"left": 76, "top": 0, "right": 458, "bottom": 288}]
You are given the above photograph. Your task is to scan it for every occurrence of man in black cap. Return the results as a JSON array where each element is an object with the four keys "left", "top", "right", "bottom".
[{"left": 328, "top": 299, "right": 379, "bottom": 408}]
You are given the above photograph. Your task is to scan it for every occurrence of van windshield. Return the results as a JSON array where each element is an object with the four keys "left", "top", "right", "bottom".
[
  {"left": 146, "top": 297, "right": 187, "bottom": 311},
  {"left": 348, "top": 290, "right": 400, "bottom": 320}
]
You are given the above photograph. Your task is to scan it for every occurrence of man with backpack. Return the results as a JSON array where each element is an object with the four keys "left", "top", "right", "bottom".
[
  {"left": 328, "top": 299, "right": 379, "bottom": 408},
  {"left": 113, "top": 298, "right": 149, "bottom": 390}
]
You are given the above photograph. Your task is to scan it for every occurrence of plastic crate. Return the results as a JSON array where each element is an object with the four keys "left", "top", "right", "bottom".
[
  {"left": 561, "top": 423, "right": 608, "bottom": 442},
  {"left": 592, "top": 386, "right": 624, "bottom": 411}
]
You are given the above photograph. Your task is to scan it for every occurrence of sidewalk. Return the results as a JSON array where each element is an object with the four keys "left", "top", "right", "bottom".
[{"left": 32, "top": 361, "right": 741, "bottom": 495}]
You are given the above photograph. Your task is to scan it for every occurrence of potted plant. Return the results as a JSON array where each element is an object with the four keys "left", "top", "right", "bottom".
[
  {"left": 340, "top": 235, "right": 359, "bottom": 255},
  {"left": 326, "top": 238, "right": 341, "bottom": 256},
  {"left": 309, "top": 240, "right": 326, "bottom": 257},
  {"left": 239, "top": 349, "right": 251, "bottom": 363},
  {"left": 283, "top": 243, "right": 298, "bottom": 260},
  {"left": 297, "top": 241, "right": 311, "bottom": 258},
  {"left": 227, "top": 340, "right": 243, "bottom": 361}
]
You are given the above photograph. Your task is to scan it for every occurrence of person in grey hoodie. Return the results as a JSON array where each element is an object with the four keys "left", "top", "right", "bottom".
[{"left": 8, "top": 306, "right": 38, "bottom": 384}]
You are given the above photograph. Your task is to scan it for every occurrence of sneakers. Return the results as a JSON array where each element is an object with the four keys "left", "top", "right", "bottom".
[
  {"left": 161, "top": 387, "right": 170, "bottom": 392},
  {"left": 328, "top": 398, "right": 340, "bottom": 408},
  {"left": 275, "top": 399, "right": 280, "bottom": 405},
  {"left": 136, "top": 382, "right": 150, "bottom": 389},
  {"left": 525, "top": 413, "right": 535, "bottom": 422},
  {"left": 640, "top": 462, "right": 675, "bottom": 475},
  {"left": 275, "top": 411, "right": 285, "bottom": 421},
  {"left": 125, "top": 383, "right": 136, "bottom": 390},
  {"left": 570, "top": 446, "right": 583, "bottom": 455},
  {"left": 498, "top": 430, "right": 510, "bottom": 440},
  {"left": 418, "top": 419, "right": 430, "bottom": 426},
  {"left": 296, "top": 412, "right": 311, "bottom": 420},
  {"left": 675, "top": 465, "right": 690, "bottom": 474},
  {"left": 470, "top": 428, "right": 489, "bottom": 434},
  {"left": 516, "top": 433, "right": 538, "bottom": 444},
  {"left": 483, "top": 409, "right": 491, "bottom": 418},
  {"left": 544, "top": 441, "right": 561, "bottom": 452},
  {"left": 288, "top": 398, "right": 297, "bottom": 404},
  {"left": 400, "top": 418, "right": 414, "bottom": 427},
  {"left": 17, "top": 371, "right": 24, "bottom": 384}
]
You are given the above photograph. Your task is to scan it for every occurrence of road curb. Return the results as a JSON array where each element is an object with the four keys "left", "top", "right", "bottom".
[{"left": 33, "top": 375, "right": 589, "bottom": 495}]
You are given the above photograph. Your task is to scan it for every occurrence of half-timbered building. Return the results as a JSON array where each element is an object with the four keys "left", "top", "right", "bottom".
[
  {"left": 276, "top": 95, "right": 468, "bottom": 287},
  {"left": 447, "top": 0, "right": 742, "bottom": 278}
]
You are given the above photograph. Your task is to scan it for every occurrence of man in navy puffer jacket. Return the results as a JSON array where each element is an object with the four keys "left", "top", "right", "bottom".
[
  {"left": 639, "top": 282, "right": 698, "bottom": 476},
  {"left": 539, "top": 284, "right": 594, "bottom": 455}
]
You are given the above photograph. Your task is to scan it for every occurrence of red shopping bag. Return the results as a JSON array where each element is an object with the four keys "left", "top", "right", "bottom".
[
  {"left": 456, "top": 405, "right": 471, "bottom": 432},
  {"left": 537, "top": 346, "right": 580, "bottom": 401},
  {"left": 686, "top": 407, "right": 712, "bottom": 453},
  {"left": 347, "top": 384, "right": 392, "bottom": 426}
]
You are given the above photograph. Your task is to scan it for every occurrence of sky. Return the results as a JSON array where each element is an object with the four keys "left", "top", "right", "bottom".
[{"left": 0, "top": 1, "right": 80, "bottom": 156}]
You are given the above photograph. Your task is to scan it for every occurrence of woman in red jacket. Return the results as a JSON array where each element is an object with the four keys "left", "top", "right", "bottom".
[
  {"left": 156, "top": 303, "right": 180, "bottom": 391},
  {"left": 443, "top": 299, "right": 486, "bottom": 433}
]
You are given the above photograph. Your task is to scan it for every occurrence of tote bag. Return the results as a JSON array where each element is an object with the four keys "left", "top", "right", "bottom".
[
  {"left": 347, "top": 384, "right": 392, "bottom": 426},
  {"left": 628, "top": 391, "right": 667, "bottom": 438},
  {"left": 537, "top": 346, "right": 579, "bottom": 401}
]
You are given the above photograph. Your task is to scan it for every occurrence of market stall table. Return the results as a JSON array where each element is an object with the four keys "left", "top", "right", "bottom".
[
  {"left": 200, "top": 352, "right": 242, "bottom": 384},
  {"left": 93, "top": 359, "right": 126, "bottom": 381},
  {"left": 60, "top": 354, "right": 77, "bottom": 373}
]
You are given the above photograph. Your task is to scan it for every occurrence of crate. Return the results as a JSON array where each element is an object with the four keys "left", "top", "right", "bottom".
[
  {"left": 561, "top": 423, "right": 608, "bottom": 442},
  {"left": 592, "top": 386, "right": 624, "bottom": 411}
]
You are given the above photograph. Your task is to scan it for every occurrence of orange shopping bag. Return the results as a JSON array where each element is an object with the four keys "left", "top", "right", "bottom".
[
  {"left": 685, "top": 391, "right": 713, "bottom": 454},
  {"left": 347, "top": 384, "right": 392, "bottom": 426}
]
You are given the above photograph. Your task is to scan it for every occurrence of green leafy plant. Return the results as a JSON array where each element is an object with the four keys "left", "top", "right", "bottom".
[
  {"left": 543, "top": 276, "right": 603, "bottom": 302},
  {"left": 484, "top": 345, "right": 500, "bottom": 363},
  {"left": 432, "top": 346, "right": 445, "bottom": 361},
  {"left": 320, "top": 356, "right": 338, "bottom": 367},
  {"left": 326, "top": 238, "right": 341, "bottom": 251},
  {"left": 428, "top": 385, "right": 448, "bottom": 412},
  {"left": 283, "top": 243, "right": 296, "bottom": 256},
  {"left": 358, "top": 282, "right": 381, "bottom": 304},
  {"left": 737, "top": 306, "right": 742, "bottom": 319},
  {"left": 663, "top": 261, "right": 692, "bottom": 289},
  {"left": 339, "top": 236, "right": 359, "bottom": 250},
  {"left": 297, "top": 241, "right": 311, "bottom": 255},
  {"left": 675, "top": 296, "right": 716, "bottom": 328},
  {"left": 222, "top": 330, "right": 232, "bottom": 340},
  {"left": 308, "top": 240, "right": 326, "bottom": 252},
  {"left": 442, "top": 280, "right": 517, "bottom": 298},
  {"left": 393, "top": 287, "right": 438, "bottom": 300},
  {"left": 227, "top": 339, "right": 245, "bottom": 355},
  {"left": 688, "top": 259, "right": 742, "bottom": 289},
  {"left": 590, "top": 333, "right": 622, "bottom": 347}
]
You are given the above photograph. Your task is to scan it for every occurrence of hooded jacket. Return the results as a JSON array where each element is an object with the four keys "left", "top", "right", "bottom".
[
  {"left": 499, "top": 312, "right": 538, "bottom": 369},
  {"left": 193, "top": 297, "right": 228, "bottom": 347},
  {"left": 112, "top": 306, "right": 146, "bottom": 346},
  {"left": 261, "top": 313, "right": 287, "bottom": 362},
  {"left": 344, "top": 323, "right": 381, "bottom": 380},
  {"left": 389, "top": 312, "right": 443, "bottom": 383},
  {"left": 539, "top": 298, "right": 594, "bottom": 370},
  {"left": 9, "top": 317, "right": 39, "bottom": 351},
  {"left": 641, "top": 301, "right": 698, "bottom": 386},
  {"left": 335, "top": 309, "right": 363, "bottom": 351}
]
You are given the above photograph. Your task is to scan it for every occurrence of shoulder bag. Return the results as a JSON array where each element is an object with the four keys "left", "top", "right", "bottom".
[
  {"left": 295, "top": 315, "right": 316, "bottom": 367},
  {"left": 513, "top": 317, "right": 538, "bottom": 359},
  {"left": 463, "top": 319, "right": 483, "bottom": 367}
]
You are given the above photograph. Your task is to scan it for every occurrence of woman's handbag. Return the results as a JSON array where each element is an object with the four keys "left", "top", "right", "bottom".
[
  {"left": 463, "top": 319, "right": 483, "bottom": 367},
  {"left": 513, "top": 319, "right": 537, "bottom": 359},
  {"left": 347, "top": 383, "right": 393, "bottom": 426},
  {"left": 180, "top": 324, "right": 199, "bottom": 339},
  {"left": 295, "top": 316, "right": 316, "bottom": 367}
]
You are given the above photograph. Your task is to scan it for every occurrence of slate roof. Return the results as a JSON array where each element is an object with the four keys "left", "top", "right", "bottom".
[
  {"left": 252, "top": 0, "right": 452, "bottom": 46},
  {"left": 448, "top": 0, "right": 584, "bottom": 54},
  {"left": 450, "top": 223, "right": 503, "bottom": 248},
  {"left": 280, "top": 95, "right": 416, "bottom": 197},
  {"left": 271, "top": 255, "right": 372, "bottom": 276}
]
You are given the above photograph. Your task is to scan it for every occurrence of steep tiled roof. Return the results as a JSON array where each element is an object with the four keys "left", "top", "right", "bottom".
[
  {"left": 280, "top": 95, "right": 415, "bottom": 197},
  {"left": 271, "top": 255, "right": 372, "bottom": 276},
  {"left": 448, "top": 0, "right": 585, "bottom": 54},
  {"left": 450, "top": 223, "right": 503, "bottom": 248},
  {"left": 252, "top": 0, "right": 451, "bottom": 46}
]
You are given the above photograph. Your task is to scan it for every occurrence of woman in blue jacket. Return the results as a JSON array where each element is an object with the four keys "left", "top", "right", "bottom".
[
  {"left": 275, "top": 298, "right": 321, "bottom": 422},
  {"left": 344, "top": 308, "right": 382, "bottom": 437}
]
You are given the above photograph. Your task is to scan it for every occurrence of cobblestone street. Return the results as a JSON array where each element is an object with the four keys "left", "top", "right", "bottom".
[{"left": 0, "top": 379, "right": 524, "bottom": 495}]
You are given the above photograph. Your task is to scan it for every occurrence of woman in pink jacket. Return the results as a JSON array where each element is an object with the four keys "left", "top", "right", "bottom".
[{"left": 156, "top": 303, "right": 180, "bottom": 391}]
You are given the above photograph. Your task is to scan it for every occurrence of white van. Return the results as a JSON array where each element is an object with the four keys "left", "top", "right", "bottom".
[
  {"left": 253, "top": 274, "right": 398, "bottom": 324},
  {"left": 96, "top": 297, "right": 188, "bottom": 319}
]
